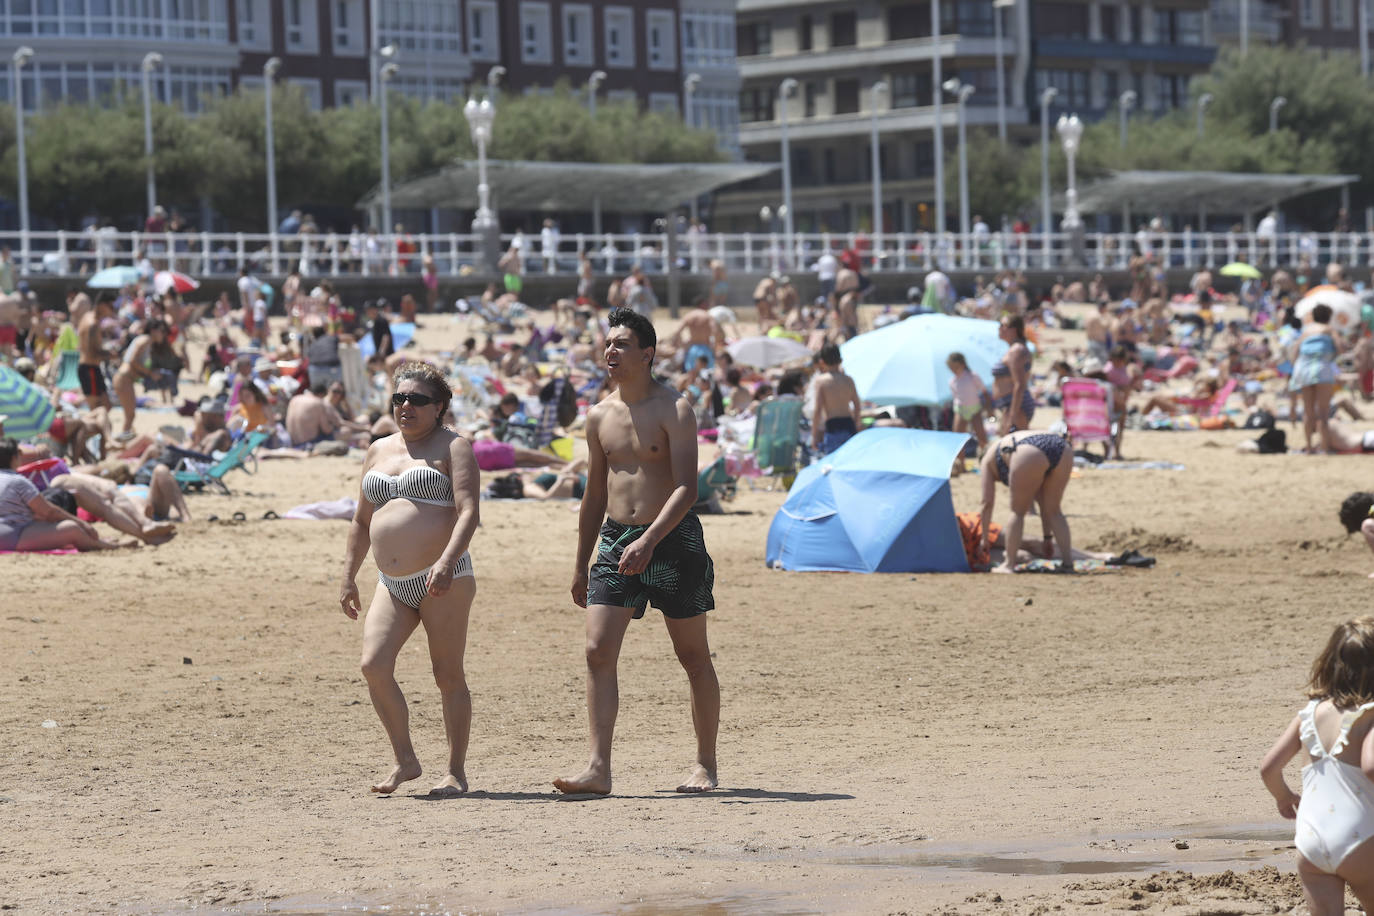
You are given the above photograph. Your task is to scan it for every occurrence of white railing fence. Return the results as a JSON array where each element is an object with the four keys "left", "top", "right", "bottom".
[{"left": 0, "top": 228, "right": 1363, "bottom": 280}]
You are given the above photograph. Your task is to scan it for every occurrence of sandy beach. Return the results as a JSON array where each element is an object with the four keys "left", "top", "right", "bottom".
[{"left": 2, "top": 309, "right": 1370, "bottom": 915}]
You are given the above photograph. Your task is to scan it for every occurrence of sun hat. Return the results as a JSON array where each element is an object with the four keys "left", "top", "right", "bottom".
[
  {"left": 253, "top": 357, "right": 274, "bottom": 374},
  {"left": 1080, "top": 357, "right": 1105, "bottom": 376}
]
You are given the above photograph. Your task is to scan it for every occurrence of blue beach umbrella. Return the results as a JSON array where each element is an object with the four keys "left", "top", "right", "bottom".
[
  {"left": 765, "top": 428, "right": 971, "bottom": 574},
  {"left": 839, "top": 313, "right": 1007, "bottom": 407},
  {"left": 87, "top": 266, "right": 142, "bottom": 288},
  {"left": 0, "top": 365, "right": 56, "bottom": 440}
]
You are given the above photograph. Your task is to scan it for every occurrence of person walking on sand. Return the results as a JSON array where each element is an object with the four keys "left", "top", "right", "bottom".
[
  {"left": 810, "top": 344, "right": 861, "bottom": 455},
  {"left": 339, "top": 362, "right": 481, "bottom": 796},
  {"left": 77, "top": 294, "right": 115, "bottom": 412},
  {"left": 554, "top": 308, "right": 720, "bottom": 796},
  {"left": 1261, "top": 617, "right": 1374, "bottom": 914}
]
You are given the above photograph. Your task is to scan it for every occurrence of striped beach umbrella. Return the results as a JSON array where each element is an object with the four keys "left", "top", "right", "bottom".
[{"left": 0, "top": 366, "right": 56, "bottom": 440}]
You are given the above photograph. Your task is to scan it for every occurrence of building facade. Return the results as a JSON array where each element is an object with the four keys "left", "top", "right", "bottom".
[
  {"left": 719, "top": 0, "right": 1216, "bottom": 233},
  {"left": 0, "top": 1, "right": 739, "bottom": 152}
]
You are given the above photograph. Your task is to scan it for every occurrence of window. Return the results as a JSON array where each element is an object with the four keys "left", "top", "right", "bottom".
[
  {"left": 1153, "top": 73, "right": 1188, "bottom": 110},
  {"left": 605, "top": 6, "right": 636, "bottom": 67},
  {"left": 737, "top": 19, "right": 771, "bottom": 56},
  {"left": 335, "top": 79, "right": 369, "bottom": 106},
  {"left": 738, "top": 86, "right": 775, "bottom": 122},
  {"left": 954, "top": 69, "right": 1000, "bottom": 105},
  {"left": 891, "top": 70, "right": 930, "bottom": 108},
  {"left": 1038, "top": 2, "right": 1089, "bottom": 40},
  {"left": 1100, "top": 5, "right": 1118, "bottom": 40},
  {"left": 823, "top": 148, "right": 836, "bottom": 184},
  {"left": 238, "top": 0, "right": 270, "bottom": 49},
  {"left": 564, "top": 4, "right": 593, "bottom": 64},
  {"left": 289, "top": 77, "right": 323, "bottom": 111},
  {"left": 334, "top": 0, "right": 364, "bottom": 53},
  {"left": 1034, "top": 68, "right": 1090, "bottom": 108},
  {"left": 946, "top": 0, "right": 994, "bottom": 35},
  {"left": 887, "top": 3, "right": 924, "bottom": 40},
  {"left": 799, "top": 14, "right": 812, "bottom": 50},
  {"left": 469, "top": 0, "right": 500, "bottom": 61},
  {"left": 520, "top": 2, "right": 552, "bottom": 64},
  {"left": 1300, "top": 0, "right": 1322, "bottom": 27},
  {"left": 1334, "top": 0, "right": 1355, "bottom": 29},
  {"left": 682, "top": 8, "right": 736, "bottom": 67},
  {"left": 286, "top": 0, "right": 318, "bottom": 52},
  {"left": 833, "top": 78, "right": 859, "bottom": 115},
  {"left": 647, "top": 9, "right": 675, "bottom": 70},
  {"left": 803, "top": 80, "right": 819, "bottom": 117},
  {"left": 914, "top": 141, "right": 934, "bottom": 178},
  {"left": 831, "top": 10, "right": 857, "bottom": 46}
]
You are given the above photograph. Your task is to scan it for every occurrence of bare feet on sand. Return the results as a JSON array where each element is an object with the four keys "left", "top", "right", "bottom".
[
  {"left": 428, "top": 772, "right": 468, "bottom": 797},
  {"left": 990, "top": 564, "right": 1015, "bottom": 574},
  {"left": 371, "top": 760, "right": 422, "bottom": 794},
  {"left": 142, "top": 523, "right": 177, "bottom": 545},
  {"left": 552, "top": 767, "right": 611, "bottom": 796},
  {"left": 675, "top": 764, "right": 718, "bottom": 793}
]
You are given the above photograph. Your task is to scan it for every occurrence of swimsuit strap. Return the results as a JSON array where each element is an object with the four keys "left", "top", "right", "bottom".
[
  {"left": 1298, "top": 699, "right": 1326, "bottom": 758},
  {"left": 1329, "top": 699, "right": 1374, "bottom": 756}
]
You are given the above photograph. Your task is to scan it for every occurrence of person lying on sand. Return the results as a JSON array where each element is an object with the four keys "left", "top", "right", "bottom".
[
  {"left": 0, "top": 438, "right": 135, "bottom": 551},
  {"left": 45, "top": 465, "right": 187, "bottom": 545}
]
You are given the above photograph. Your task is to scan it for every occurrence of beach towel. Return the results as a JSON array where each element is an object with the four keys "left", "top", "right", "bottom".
[
  {"left": 1090, "top": 461, "right": 1186, "bottom": 471},
  {"left": 283, "top": 497, "right": 358, "bottom": 520},
  {"left": 1015, "top": 558, "right": 1121, "bottom": 574},
  {"left": 0, "top": 548, "right": 79, "bottom": 555}
]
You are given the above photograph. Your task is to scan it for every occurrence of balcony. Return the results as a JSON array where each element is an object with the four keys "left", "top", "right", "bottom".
[
  {"left": 738, "top": 34, "right": 1015, "bottom": 79},
  {"left": 738, "top": 103, "right": 1025, "bottom": 146},
  {"left": 1036, "top": 38, "right": 1217, "bottom": 66}
]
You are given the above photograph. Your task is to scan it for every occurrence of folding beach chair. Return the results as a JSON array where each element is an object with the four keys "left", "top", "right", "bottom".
[
  {"left": 750, "top": 395, "right": 804, "bottom": 489},
  {"left": 52, "top": 350, "right": 82, "bottom": 392},
  {"left": 1060, "top": 377, "right": 1114, "bottom": 454},
  {"left": 1176, "top": 377, "right": 1238, "bottom": 418},
  {"left": 694, "top": 455, "right": 737, "bottom": 514},
  {"left": 172, "top": 429, "right": 272, "bottom": 495}
]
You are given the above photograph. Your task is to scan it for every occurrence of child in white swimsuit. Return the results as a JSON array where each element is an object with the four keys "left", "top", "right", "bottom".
[{"left": 1261, "top": 616, "right": 1374, "bottom": 914}]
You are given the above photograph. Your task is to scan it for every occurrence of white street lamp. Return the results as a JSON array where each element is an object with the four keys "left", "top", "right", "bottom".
[
  {"left": 141, "top": 51, "right": 163, "bottom": 220},
  {"left": 1196, "top": 92, "right": 1213, "bottom": 140},
  {"left": 1039, "top": 86, "right": 1058, "bottom": 264},
  {"left": 932, "top": 0, "right": 945, "bottom": 234},
  {"left": 263, "top": 57, "right": 281, "bottom": 236},
  {"left": 778, "top": 77, "right": 798, "bottom": 261},
  {"left": 1240, "top": 0, "right": 1249, "bottom": 57},
  {"left": 486, "top": 64, "right": 506, "bottom": 102},
  {"left": 380, "top": 60, "right": 399, "bottom": 235},
  {"left": 464, "top": 96, "right": 496, "bottom": 231},
  {"left": 588, "top": 69, "right": 607, "bottom": 235},
  {"left": 12, "top": 46, "right": 33, "bottom": 243},
  {"left": 587, "top": 69, "right": 606, "bottom": 117},
  {"left": 1118, "top": 90, "right": 1137, "bottom": 148},
  {"left": 1058, "top": 114, "right": 1084, "bottom": 232},
  {"left": 1363, "top": 0, "right": 1370, "bottom": 79},
  {"left": 685, "top": 73, "right": 703, "bottom": 224},
  {"left": 993, "top": 0, "right": 1013, "bottom": 146},
  {"left": 869, "top": 80, "right": 888, "bottom": 253},
  {"left": 943, "top": 78, "right": 974, "bottom": 264},
  {"left": 1269, "top": 95, "right": 1286, "bottom": 133}
]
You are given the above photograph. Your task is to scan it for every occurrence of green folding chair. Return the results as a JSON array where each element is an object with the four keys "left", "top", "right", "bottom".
[
  {"left": 750, "top": 396, "right": 803, "bottom": 490},
  {"left": 694, "top": 456, "right": 737, "bottom": 514},
  {"left": 172, "top": 429, "right": 272, "bottom": 495},
  {"left": 53, "top": 350, "right": 82, "bottom": 392}
]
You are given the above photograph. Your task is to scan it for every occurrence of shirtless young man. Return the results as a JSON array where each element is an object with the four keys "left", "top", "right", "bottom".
[
  {"left": 77, "top": 294, "right": 115, "bottom": 412},
  {"left": 112, "top": 319, "right": 168, "bottom": 440},
  {"left": 810, "top": 343, "right": 862, "bottom": 455},
  {"left": 554, "top": 308, "right": 720, "bottom": 796},
  {"left": 285, "top": 383, "right": 343, "bottom": 448},
  {"left": 672, "top": 297, "right": 722, "bottom": 372}
]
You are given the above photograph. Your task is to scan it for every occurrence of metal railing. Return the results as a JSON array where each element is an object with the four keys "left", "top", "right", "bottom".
[{"left": 0, "top": 228, "right": 1363, "bottom": 280}]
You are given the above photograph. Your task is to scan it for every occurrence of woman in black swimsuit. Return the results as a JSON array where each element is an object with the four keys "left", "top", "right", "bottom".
[{"left": 978, "top": 430, "right": 1074, "bottom": 573}]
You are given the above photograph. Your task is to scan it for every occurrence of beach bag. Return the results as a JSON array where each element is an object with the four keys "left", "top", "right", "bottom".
[
  {"left": 540, "top": 376, "right": 578, "bottom": 428},
  {"left": 1256, "top": 427, "right": 1287, "bottom": 454},
  {"left": 487, "top": 473, "right": 524, "bottom": 499}
]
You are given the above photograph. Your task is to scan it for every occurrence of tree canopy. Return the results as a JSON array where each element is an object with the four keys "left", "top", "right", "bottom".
[
  {"left": 949, "top": 44, "right": 1368, "bottom": 230},
  {"left": 0, "top": 80, "right": 724, "bottom": 232}
]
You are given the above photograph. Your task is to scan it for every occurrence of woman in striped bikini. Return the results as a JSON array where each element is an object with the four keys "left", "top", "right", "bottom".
[{"left": 339, "top": 362, "right": 481, "bottom": 797}]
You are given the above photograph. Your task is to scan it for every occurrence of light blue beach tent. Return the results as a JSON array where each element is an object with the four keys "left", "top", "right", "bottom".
[{"left": 765, "top": 428, "right": 970, "bottom": 574}]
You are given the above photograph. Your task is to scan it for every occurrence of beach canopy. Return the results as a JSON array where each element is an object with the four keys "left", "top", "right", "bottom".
[
  {"left": 840, "top": 313, "right": 1006, "bottom": 407},
  {"left": 0, "top": 365, "right": 56, "bottom": 440},
  {"left": 765, "top": 428, "right": 971, "bottom": 574},
  {"left": 87, "top": 265, "right": 141, "bottom": 289}
]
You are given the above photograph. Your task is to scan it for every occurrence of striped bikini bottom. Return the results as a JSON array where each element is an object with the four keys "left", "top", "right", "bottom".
[{"left": 379, "top": 552, "right": 474, "bottom": 609}]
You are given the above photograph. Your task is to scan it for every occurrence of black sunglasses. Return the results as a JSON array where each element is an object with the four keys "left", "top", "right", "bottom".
[{"left": 392, "top": 392, "right": 437, "bottom": 407}]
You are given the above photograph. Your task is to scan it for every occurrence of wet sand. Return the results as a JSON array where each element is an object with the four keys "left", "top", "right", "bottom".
[{"left": 2, "top": 309, "right": 1369, "bottom": 914}]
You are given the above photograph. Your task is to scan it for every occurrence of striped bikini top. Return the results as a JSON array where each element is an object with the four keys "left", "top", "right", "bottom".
[{"left": 363, "top": 466, "right": 453, "bottom": 507}]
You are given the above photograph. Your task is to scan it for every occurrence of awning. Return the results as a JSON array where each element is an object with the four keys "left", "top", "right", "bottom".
[
  {"left": 1070, "top": 170, "right": 1358, "bottom": 215},
  {"left": 358, "top": 159, "right": 780, "bottom": 213}
]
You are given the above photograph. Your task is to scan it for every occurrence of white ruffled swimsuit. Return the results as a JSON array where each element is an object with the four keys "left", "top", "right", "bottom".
[{"left": 1294, "top": 699, "right": 1374, "bottom": 873}]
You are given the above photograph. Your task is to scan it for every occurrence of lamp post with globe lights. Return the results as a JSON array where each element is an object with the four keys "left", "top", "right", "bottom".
[
  {"left": 141, "top": 51, "right": 163, "bottom": 219},
  {"left": 12, "top": 46, "right": 33, "bottom": 248},
  {"left": 869, "top": 80, "right": 888, "bottom": 253},
  {"left": 465, "top": 95, "right": 500, "bottom": 271},
  {"left": 778, "top": 78, "right": 798, "bottom": 263},
  {"left": 263, "top": 57, "right": 281, "bottom": 236},
  {"left": 379, "top": 59, "right": 399, "bottom": 236},
  {"left": 1038, "top": 86, "right": 1057, "bottom": 266},
  {"left": 588, "top": 70, "right": 607, "bottom": 234},
  {"left": 1118, "top": 90, "right": 1136, "bottom": 148},
  {"left": 943, "top": 78, "right": 974, "bottom": 263},
  {"left": 1269, "top": 96, "right": 1286, "bottom": 133},
  {"left": 1058, "top": 113, "right": 1084, "bottom": 265},
  {"left": 1196, "top": 92, "right": 1213, "bottom": 140}
]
